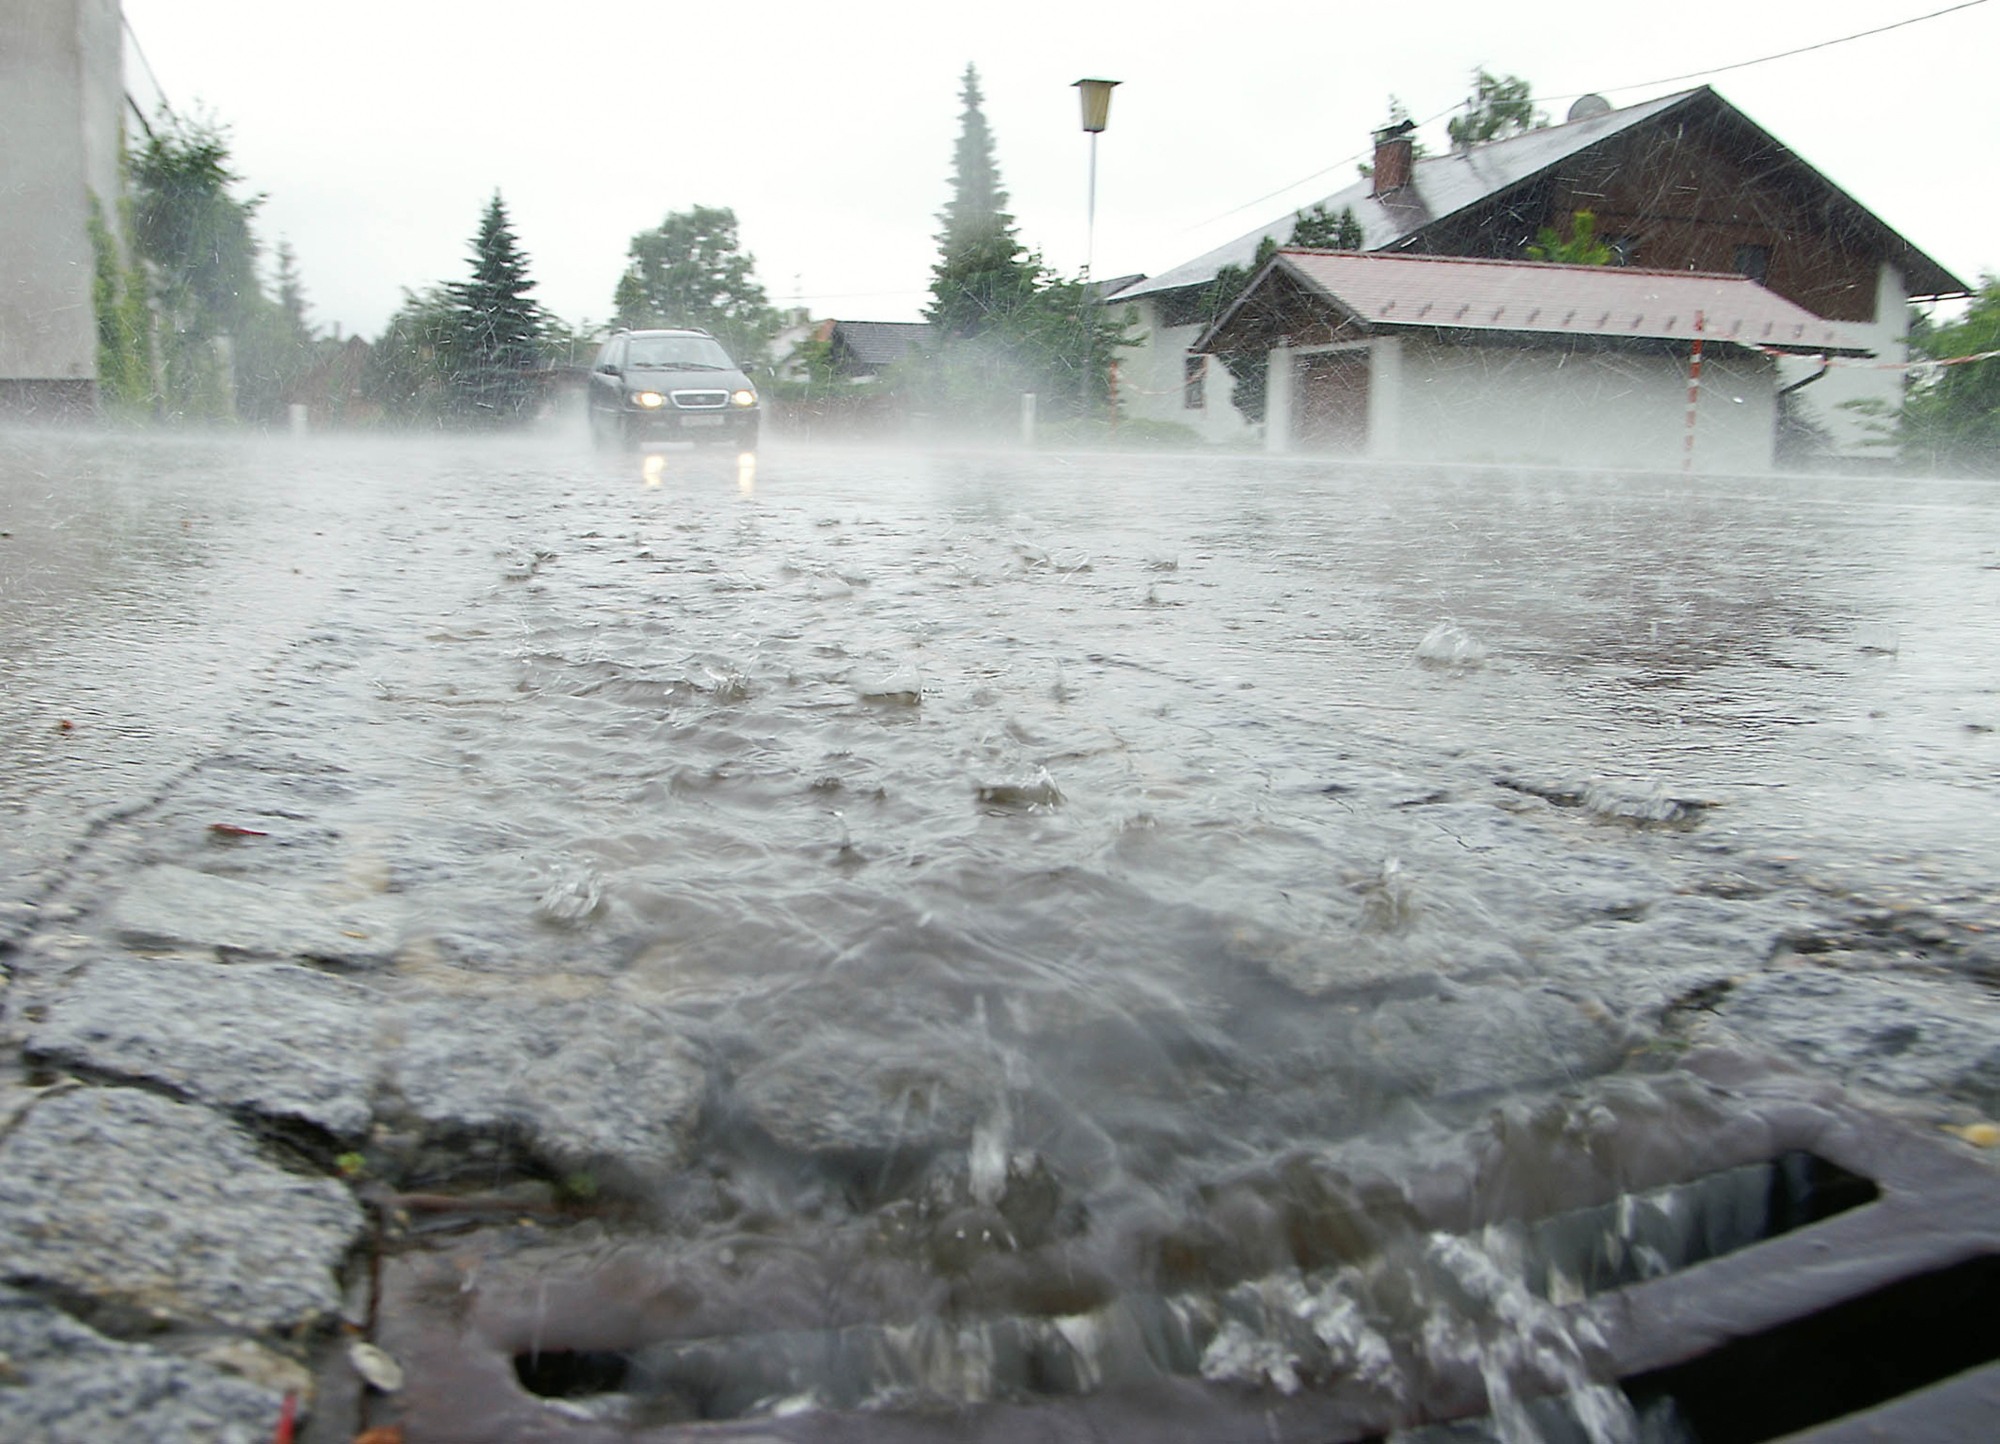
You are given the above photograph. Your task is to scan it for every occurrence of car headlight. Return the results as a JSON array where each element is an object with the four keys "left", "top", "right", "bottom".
[
  {"left": 633, "top": 391, "right": 664, "bottom": 409},
  {"left": 730, "top": 388, "right": 757, "bottom": 408}
]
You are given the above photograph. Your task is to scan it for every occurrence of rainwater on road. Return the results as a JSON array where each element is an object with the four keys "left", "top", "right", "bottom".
[{"left": 5, "top": 430, "right": 2000, "bottom": 1438}]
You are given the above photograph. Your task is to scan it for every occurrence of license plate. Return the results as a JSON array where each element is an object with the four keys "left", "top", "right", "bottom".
[{"left": 681, "top": 415, "right": 725, "bottom": 428}]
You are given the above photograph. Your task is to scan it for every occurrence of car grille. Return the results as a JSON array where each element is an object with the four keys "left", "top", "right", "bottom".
[{"left": 671, "top": 390, "right": 729, "bottom": 410}]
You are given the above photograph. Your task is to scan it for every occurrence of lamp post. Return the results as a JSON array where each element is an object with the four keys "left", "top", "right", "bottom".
[{"left": 1072, "top": 78, "right": 1119, "bottom": 279}]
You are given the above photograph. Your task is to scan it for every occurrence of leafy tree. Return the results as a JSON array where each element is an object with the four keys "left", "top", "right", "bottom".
[
  {"left": 446, "top": 192, "right": 546, "bottom": 423},
  {"left": 1901, "top": 278, "right": 2000, "bottom": 474},
  {"left": 1527, "top": 210, "right": 1613, "bottom": 265},
  {"left": 366, "top": 285, "right": 463, "bottom": 425},
  {"left": 130, "top": 112, "right": 264, "bottom": 330},
  {"left": 1446, "top": 70, "right": 1544, "bottom": 150},
  {"left": 540, "top": 314, "right": 606, "bottom": 371},
  {"left": 127, "top": 110, "right": 272, "bottom": 419},
  {"left": 612, "top": 205, "right": 780, "bottom": 365},
  {"left": 121, "top": 109, "right": 327, "bottom": 426}
]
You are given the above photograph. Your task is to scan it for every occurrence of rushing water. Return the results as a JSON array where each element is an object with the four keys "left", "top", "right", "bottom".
[{"left": 5, "top": 429, "right": 2000, "bottom": 1438}]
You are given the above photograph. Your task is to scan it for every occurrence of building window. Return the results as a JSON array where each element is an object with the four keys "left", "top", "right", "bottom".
[
  {"left": 1184, "top": 354, "right": 1206, "bottom": 410},
  {"left": 1734, "top": 244, "right": 1771, "bottom": 284}
]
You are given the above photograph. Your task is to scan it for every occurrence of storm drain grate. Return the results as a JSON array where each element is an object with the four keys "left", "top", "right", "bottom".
[
  {"left": 1515, "top": 1150, "right": 1878, "bottom": 1301},
  {"left": 499, "top": 1153, "right": 1887, "bottom": 1425},
  {"left": 1623, "top": 1253, "right": 2000, "bottom": 1443},
  {"left": 365, "top": 1068, "right": 2000, "bottom": 1443},
  {"left": 515, "top": 1348, "right": 631, "bottom": 1400}
]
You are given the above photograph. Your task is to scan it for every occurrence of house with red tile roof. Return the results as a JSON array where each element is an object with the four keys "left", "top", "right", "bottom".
[{"left": 1107, "top": 86, "right": 1966, "bottom": 466}]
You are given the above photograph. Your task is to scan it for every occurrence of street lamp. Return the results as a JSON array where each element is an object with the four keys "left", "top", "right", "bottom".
[{"left": 1072, "top": 78, "right": 1119, "bottom": 279}]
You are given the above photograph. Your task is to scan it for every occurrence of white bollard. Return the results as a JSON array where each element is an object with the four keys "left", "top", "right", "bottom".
[
  {"left": 288, "top": 403, "right": 309, "bottom": 436},
  {"left": 1020, "top": 392, "right": 1037, "bottom": 447}
]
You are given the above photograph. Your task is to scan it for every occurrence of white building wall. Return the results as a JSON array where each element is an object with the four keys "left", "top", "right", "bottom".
[
  {"left": 1117, "top": 264, "right": 1909, "bottom": 465},
  {"left": 1364, "top": 334, "right": 1401, "bottom": 460},
  {"left": 1772, "top": 263, "right": 1907, "bottom": 460},
  {"left": 1, "top": 0, "right": 124, "bottom": 395},
  {"left": 1115, "top": 296, "right": 1258, "bottom": 444},
  {"left": 1263, "top": 337, "right": 1779, "bottom": 473},
  {"left": 1386, "top": 339, "right": 1779, "bottom": 473}
]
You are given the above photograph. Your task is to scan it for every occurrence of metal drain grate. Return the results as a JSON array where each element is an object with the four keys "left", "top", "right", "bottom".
[
  {"left": 355, "top": 1059, "right": 2000, "bottom": 1442},
  {"left": 1623, "top": 1254, "right": 2000, "bottom": 1442}
]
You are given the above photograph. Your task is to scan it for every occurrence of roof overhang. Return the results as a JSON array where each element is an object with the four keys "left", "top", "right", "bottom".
[{"left": 1195, "top": 250, "right": 1876, "bottom": 358}]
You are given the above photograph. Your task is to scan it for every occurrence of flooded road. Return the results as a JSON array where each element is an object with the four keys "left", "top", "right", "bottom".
[{"left": 5, "top": 430, "right": 2000, "bottom": 1440}]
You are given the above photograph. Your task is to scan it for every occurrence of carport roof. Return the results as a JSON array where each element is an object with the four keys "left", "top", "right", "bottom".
[{"left": 1195, "top": 250, "right": 1876, "bottom": 357}]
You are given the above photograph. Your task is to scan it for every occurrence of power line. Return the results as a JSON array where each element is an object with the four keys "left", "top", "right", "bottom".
[
  {"left": 1175, "top": 0, "right": 1989, "bottom": 240},
  {"left": 1585, "top": 0, "right": 1988, "bottom": 97}
]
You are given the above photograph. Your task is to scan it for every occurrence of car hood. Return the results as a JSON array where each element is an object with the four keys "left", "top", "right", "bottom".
[{"left": 624, "top": 366, "right": 754, "bottom": 393}]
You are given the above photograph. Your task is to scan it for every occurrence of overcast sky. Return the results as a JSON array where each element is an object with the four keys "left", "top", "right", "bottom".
[{"left": 116, "top": 0, "right": 1998, "bottom": 341}]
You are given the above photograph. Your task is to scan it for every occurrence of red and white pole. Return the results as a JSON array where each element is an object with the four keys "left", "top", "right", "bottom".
[{"left": 1682, "top": 310, "right": 1705, "bottom": 476}]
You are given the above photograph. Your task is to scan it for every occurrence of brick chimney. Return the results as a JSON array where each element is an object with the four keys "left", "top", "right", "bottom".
[{"left": 1371, "top": 119, "right": 1416, "bottom": 197}]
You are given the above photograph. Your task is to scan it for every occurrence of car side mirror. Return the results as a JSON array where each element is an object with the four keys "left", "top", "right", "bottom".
[{"left": 599, "top": 363, "right": 621, "bottom": 377}]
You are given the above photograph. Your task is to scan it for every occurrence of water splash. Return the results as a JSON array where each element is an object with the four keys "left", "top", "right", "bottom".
[{"left": 1416, "top": 621, "right": 1489, "bottom": 670}]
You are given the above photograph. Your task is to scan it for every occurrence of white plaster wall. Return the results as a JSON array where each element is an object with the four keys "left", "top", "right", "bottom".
[
  {"left": 1381, "top": 339, "right": 1779, "bottom": 473},
  {"left": 1772, "top": 263, "right": 1908, "bottom": 460},
  {"left": 0, "top": 0, "right": 123, "bottom": 385},
  {"left": 1115, "top": 296, "right": 1257, "bottom": 444}
]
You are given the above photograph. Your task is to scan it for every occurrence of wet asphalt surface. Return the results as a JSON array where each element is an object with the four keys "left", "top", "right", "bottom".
[{"left": 4, "top": 428, "right": 2000, "bottom": 1441}]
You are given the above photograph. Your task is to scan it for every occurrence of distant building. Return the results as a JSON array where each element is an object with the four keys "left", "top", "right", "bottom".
[
  {"left": 1196, "top": 250, "right": 1871, "bottom": 472},
  {"left": 284, "top": 334, "right": 379, "bottom": 429},
  {"left": 1, "top": 0, "right": 127, "bottom": 417},
  {"left": 820, "top": 320, "right": 934, "bottom": 380},
  {"left": 1108, "top": 86, "right": 1968, "bottom": 462},
  {"left": 768, "top": 308, "right": 819, "bottom": 381},
  {"left": 768, "top": 319, "right": 936, "bottom": 438}
]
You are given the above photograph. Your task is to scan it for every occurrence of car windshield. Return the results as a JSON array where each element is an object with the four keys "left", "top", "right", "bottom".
[{"left": 624, "top": 336, "right": 733, "bottom": 371}]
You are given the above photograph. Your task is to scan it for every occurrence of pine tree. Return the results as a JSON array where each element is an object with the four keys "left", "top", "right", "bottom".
[
  {"left": 927, "top": 64, "right": 1039, "bottom": 340},
  {"left": 274, "top": 240, "right": 313, "bottom": 344},
  {"left": 1290, "top": 204, "right": 1364, "bottom": 251},
  {"left": 447, "top": 192, "right": 544, "bottom": 423}
]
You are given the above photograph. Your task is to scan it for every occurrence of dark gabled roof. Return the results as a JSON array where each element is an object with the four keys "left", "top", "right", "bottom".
[
  {"left": 1195, "top": 250, "right": 1874, "bottom": 357},
  {"left": 828, "top": 320, "right": 934, "bottom": 367},
  {"left": 1112, "top": 87, "right": 1966, "bottom": 304},
  {"left": 1084, "top": 273, "right": 1146, "bottom": 304}
]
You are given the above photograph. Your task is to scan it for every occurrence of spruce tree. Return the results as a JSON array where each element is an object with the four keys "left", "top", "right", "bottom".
[
  {"left": 927, "top": 64, "right": 1038, "bottom": 341},
  {"left": 275, "top": 240, "right": 313, "bottom": 344},
  {"left": 448, "top": 192, "right": 544, "bottom": 422}
]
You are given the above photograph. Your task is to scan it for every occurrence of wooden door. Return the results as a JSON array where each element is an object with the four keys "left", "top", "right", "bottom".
[{"left": 1295, "top": 349, "right": 1370, "bottom": 453}]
